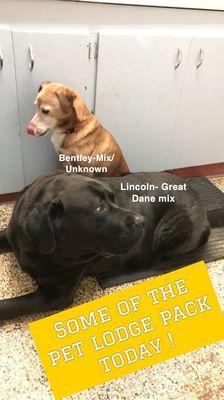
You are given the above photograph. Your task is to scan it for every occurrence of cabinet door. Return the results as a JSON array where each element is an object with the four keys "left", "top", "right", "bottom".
[
  {"left": 167, "top": 36, "right": 224, "bottom": 169},
  {"left": 0, "top": 29, "right": 24, "bottom": 194},
  {"left": 12, "top": 30, "right": 96, "bottom": 185},
  {"left": 95, "top": 32, "right": 191, "bottom": 171}
]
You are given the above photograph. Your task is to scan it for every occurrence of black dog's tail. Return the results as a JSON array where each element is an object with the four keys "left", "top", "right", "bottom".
[{"left": 0, "top": 229, "right": 12, "bottom": 252}]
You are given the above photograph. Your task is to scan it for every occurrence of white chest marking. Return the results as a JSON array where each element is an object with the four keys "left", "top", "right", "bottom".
[{"left": 51, "top": 132, "right": 66, "bottom": 153}]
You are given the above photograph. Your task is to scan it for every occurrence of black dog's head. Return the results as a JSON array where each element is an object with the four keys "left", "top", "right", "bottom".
[{"left": 23, "top": 177, "right": 145, "bottom": 259}]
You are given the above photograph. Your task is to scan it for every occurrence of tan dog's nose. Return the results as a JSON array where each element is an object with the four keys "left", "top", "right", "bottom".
[{"left": 27, "top": 123, "right": 38, "bottom": 136}]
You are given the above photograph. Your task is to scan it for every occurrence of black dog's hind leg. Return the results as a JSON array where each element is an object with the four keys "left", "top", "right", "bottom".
[
  {"left": 152, "top": 206, "right": 196, "bottom": 260},
  {"left": 198, "top": 225, "right": 210, "bottom": 247},
  {"left": 0, "top": 229, "right": 12, "bottom": 252}
]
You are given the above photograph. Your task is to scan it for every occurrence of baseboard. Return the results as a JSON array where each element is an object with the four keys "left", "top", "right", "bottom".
[
  {"left": 0, "top": 162, "right": 223, "bottom": 204},
  {"left": 0, "top": 192, "right": 18, "bottom": 204},
  {"left": 165, "top": 162, "right": 224, "bottom": 178}
]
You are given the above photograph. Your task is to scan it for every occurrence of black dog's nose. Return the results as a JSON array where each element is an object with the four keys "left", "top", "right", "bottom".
[{"left": 126, "top": 214, "right": 145, "bottom": 228}]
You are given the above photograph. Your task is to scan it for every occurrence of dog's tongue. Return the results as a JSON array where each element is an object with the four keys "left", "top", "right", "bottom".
[{"left": 27, "top": 123, "right": 38, "bottom": 136}]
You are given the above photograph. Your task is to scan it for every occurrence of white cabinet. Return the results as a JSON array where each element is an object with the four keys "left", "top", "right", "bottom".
[
  {"left": 0, "top": 28, "right": 24, "bottom": 193},
  {"left": 12, "top": 30, "right": 96, "bottom": 185},
  {"left": 96, "top": 32, "right": 224, "bottom": 171},
  {"left": 1, "top": 26, "right": 224, "bottom": 194},
  {"left": 167, "top": 36, "right": 224, "bottom": 169},
  {"left": 95, "top": 32, "right": 191, "bottom": 171}
]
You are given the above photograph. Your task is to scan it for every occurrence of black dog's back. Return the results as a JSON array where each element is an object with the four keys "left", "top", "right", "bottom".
[{"left": 96, "top": 171, "right": 210, "bottom": 269}]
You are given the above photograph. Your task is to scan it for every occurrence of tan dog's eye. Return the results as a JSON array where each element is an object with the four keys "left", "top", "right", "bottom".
[
  {"left": 42, "top": 108, "right": 50, "bottom": 115},
  {"left": 96, "top": 202, "right": 105, "bottom": 213}
]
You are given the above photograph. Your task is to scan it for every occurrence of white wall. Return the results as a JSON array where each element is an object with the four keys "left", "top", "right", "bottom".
[
  {"left": 1, "top": 0, "right": 224, "bottom": 32},
  {"left": 76, "top": 0, "right": 224, "bottom": 11}
]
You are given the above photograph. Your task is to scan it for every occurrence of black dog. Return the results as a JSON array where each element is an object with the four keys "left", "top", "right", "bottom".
[{"left": 0, "top": 171, "right": 210, "bottom": 320}]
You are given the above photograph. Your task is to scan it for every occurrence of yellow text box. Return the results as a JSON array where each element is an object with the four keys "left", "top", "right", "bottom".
[{"left": 29, "top": 261, "right": 224, "bottom": 399}]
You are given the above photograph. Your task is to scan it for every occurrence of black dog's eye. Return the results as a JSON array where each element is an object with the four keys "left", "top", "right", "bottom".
[
  {"left": 96, "top": 202, "right": 105, "bottom": 213},
  {"left": 42, "top": 108, "right": 50, "bottom": 115}
]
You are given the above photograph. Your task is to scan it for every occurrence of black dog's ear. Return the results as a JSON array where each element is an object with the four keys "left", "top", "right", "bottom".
[
  {"left": 87, "top": 181, "right": 116, "bottom": 203},
  {"left": 23, "top": 200, "right": 65, "bottom": 255},
  {"left": 38, "top": 80, "right": 52, "bottom": 93}
]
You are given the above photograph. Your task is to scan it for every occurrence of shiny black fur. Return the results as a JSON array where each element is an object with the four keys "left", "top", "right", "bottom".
[{"left": 0, "top": 171, "right": 210, "bottom": 320}]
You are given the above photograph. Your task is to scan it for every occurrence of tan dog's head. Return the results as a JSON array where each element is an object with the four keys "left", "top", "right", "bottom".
[{"left": 27, "top": 81, "right": 91, "bottom": 137}]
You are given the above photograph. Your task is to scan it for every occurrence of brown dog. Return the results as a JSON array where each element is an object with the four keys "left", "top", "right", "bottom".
[{"left": 27, "top": 81, "right": 129, "bottom": 177}]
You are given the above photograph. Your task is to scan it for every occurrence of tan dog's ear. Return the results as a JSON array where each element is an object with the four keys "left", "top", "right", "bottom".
[
  {"left": 55, "top": 87, "right": 76, "bottom": 114},
  {"left": 38, "top": 80, "right": 52, "bottom": 93},
  {"left": 72, "top": 95, "right": 91, "bottom": 122}
]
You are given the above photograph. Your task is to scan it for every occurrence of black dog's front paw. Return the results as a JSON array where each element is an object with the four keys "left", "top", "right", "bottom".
[{"left": 0, "top": 229, "right": 12, "bottom": 253}]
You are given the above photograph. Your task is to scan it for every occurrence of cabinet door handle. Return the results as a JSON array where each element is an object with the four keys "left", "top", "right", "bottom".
[
  {"left": 174, "top": 48, "right": 182, "bottom": 70},
  {"left": 28, "top": 44, "right": 34, "bottom": 71},
  {"left": 0, "top": 47, "right": 3, "bottom": 70},
  {"left": 196, "top": 48, "right": 204, "bottom": 69}
]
